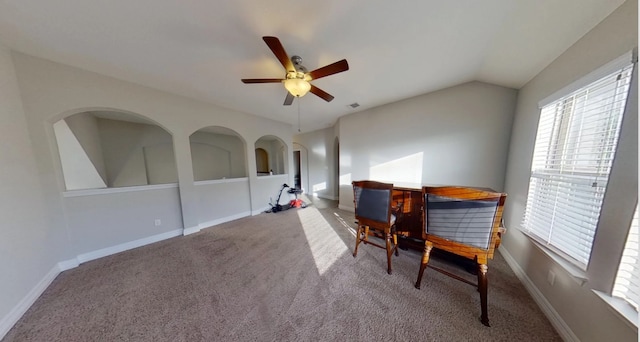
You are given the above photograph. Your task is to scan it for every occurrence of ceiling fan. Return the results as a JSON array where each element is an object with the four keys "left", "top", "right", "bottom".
[{"left": 241, "top": 36, "right": 349, "bottom": 105}]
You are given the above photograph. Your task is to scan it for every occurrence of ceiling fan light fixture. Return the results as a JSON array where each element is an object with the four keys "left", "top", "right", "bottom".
[
  {"left": 242, "top": 37, "right": 348, "bottom": 104},
  {"left": 284, "top": 77, "right": 311, "bottom": 97}
]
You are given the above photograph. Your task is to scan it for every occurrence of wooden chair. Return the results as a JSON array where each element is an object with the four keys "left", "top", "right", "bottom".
[
  {"left": 414, "top": 186, "right": 506, "bottom": 326},
  {"left": 352, "top": 180, "right": 399, "bottom": 274}
]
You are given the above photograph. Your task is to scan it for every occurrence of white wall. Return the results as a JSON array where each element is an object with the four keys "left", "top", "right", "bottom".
[
  {"left": 63, "top": 186, "right": 183, "bottom": 257},
  {"left": 0, "top": 44, "right": 69, "bottom": 337},
  {"left": 293, "top": 127, "right": 338, "bottom": 200},
  {"left": 53, "top": 120, "right": 107, "bottom": 190},
  {"left": 65, "top": 113, "right": 107, "bottom": 182},
  {"left": 97, "top": 118, "right": 176, "bottom": 187},
  {"left": 337, "top": 81, "right": 517, "bottom": 209},
  {"left": 501, "top": 0, "right": 638, "bottom": 341},
  {"left": 195, "top": 178, "right": 252, "bottom": 227},
  {"left": 253, "top": 175, "right": 293, "bottom": 214}
]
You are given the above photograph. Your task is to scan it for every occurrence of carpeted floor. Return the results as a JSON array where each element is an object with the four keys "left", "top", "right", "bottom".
[{"left": 2, "top": 197, "right": 561, "bottom": 341}]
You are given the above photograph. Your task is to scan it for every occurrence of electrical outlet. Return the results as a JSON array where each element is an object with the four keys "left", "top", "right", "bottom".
[
  {"left": 547, "top": 270, "right": 556, "bottom": 286},
  {"left": 154, "top": 219, "right": 161, "bottom": 226}
]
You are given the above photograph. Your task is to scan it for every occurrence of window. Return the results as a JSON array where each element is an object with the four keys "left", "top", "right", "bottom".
[
  {"left": 522, "top": 61, "right": 634, "bottom": 270},
  {"left": 612, "top": 206, "right": 639, "bottom": 311}
]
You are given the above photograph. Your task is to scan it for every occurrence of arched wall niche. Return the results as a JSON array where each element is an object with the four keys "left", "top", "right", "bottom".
[
  {"left": 255, "top": 135, "right": 288, "bottom": 176},
  {"left": 189, "top": 126, "right": 248, "bottom": 181},
  {"left": 52, "top": 109, "right": 177, "bottom": 190}
]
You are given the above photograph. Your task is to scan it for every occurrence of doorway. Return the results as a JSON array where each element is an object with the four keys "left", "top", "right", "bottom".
[{"left": 293, "top": 150, "right": 301, "bottom": 189}]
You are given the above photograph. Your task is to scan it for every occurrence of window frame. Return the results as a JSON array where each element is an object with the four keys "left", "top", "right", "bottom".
[
  {"left": 523, "top": 55, "right": 635, "bottom": 269},
  {"left": 521, "top": 51, "right": 638, "bottom": 298}
]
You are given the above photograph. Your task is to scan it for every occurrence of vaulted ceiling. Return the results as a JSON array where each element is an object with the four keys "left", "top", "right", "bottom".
[{"left": 0, "top": 0, "right": 625, "bottom": 133}]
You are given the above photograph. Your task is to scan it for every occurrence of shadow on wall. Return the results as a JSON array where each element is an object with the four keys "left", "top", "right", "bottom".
[{"left": 54, "top": 110, "right": 178, "bottom": 190}]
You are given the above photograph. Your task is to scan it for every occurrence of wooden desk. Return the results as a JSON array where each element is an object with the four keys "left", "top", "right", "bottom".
[
  {"left": 392, "top": 186, "right": 424, "bottom": 241},
  {"left": 391, "top": 185, "right": 506, "bottom": 248}
]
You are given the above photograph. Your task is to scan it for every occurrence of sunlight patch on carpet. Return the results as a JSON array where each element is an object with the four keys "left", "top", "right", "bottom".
[
  {"left": 297, "top": 206, "right": 349, "bottom": 275},
  {"left": 333, "top": 212, "right": 357, "bottom": 237}
]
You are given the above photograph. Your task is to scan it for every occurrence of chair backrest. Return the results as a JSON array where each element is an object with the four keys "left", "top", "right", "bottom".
[
  {"left": 353, "top": 181, "right": 394, "bottom": 229},
  {"left": 422, "top": 186, "right": 506, "bottom": 260}
]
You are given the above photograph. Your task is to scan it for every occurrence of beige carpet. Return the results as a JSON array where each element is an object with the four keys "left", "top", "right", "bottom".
[{"left": 2, "top": 197, "right": 561, "bottom": 341}]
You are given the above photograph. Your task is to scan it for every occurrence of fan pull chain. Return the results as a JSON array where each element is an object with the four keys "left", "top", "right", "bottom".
[{"left": 297, "top": 99, "right": 301, "bottom": 132}]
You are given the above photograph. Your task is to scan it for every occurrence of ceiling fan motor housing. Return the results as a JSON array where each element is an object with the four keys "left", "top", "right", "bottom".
[
  {"left": 240, "top": 36, "right": 348, "bottom": 104},
  {"left": 291, "top": 55, "right": 308, "bottom": 73}
]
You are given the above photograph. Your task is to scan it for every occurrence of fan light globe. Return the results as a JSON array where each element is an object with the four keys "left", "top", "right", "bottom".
[{"left": 284, "top": 78, "right": 311, "bottom": 97}]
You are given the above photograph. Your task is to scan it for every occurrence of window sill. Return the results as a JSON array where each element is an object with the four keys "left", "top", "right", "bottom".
[
  {"left": 522, "top": 231, "right": 588, "bottom": 286},
  {"left": 194, "top": 177, "right": 248, "bottom": 186},
  {"left": 63, "top": 183, "right": 178, "bottom": 197},
  {"left": 592, "top": 290, "right": 638, "bottom": 330},
  {"left": 522, "top": 231, "right": 639, "bottom": 331},
  {"left": 256, "top": 174, "right": 287, "bottom": 178}
]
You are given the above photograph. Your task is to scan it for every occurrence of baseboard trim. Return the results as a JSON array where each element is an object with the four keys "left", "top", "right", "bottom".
[
  {"left": 77, "top": 229, "right": 183, "bottom": 264},
  {"left": 252, "top": 206, "right": 270, "bottom": 216},
  {"left": 57, "top": 258, "right": 79, "bottom": 271},
  {"left": 0, "top": 263, "right": 61, "bottom": 340},
  {"left": 499, "top": 248, "right": 579, "bottom": 342},
  {"left": 1, "top": 228, "right": 184, "bottom": 339},
  {"left": 317, "top": 194, "right": 338, "bottom": 201},
  {"left": 198, "top": 211, "right": 251, "bottom": 230},
  {"left": 182, "top": 226, "right": 200, "bottom": 236}
]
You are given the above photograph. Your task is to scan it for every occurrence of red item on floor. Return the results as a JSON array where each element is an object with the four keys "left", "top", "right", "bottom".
[{"left": 289, "top": 199, "right": 304, "bottom": 208}]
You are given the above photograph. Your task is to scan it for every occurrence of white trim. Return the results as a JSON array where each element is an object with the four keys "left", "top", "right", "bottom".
[
  {"left": 183, "top": 226, "right": 200, "bottom": 236},
  {"left": 194, "top": 177, "right": 248, "bottom": 186},
  {"left": 198, "top": 211, "right": 251, "bottom": 230},
  {"left": 592, "top": 290, "right": 639, "bottom": 330},
  {"left": 539, "top": 50, "right": 634, "bottom": 108},
  {"left": 0, "top": 264, "right": 61, "bottom": 340},
  {"left": 253, "top": 206, "right": 271, "bottom": 216},
  {"left": 76, "top": 229, "right": 182, "bottom": 263},
  {"left": 500, "top": 248, "right": 580, "bottom": 342},
  {"left": 338, "top": 204, "right": 353, "bottom": 212},
  {"left": 0, "top": 228, "right": 183, "bottom": 340},
  {"left": 523, "top": 231, "right": 588, "bottom": 286},
  {"left": 62, "top": 183, "right": 178, "bottom": 198},
  {"left": 57, "top": 258, "right": 79, "bottom": 271},
  {"left": 256, "top": 174, "right": 288, "bottom": 180},
  {"left": 317, "top": 193, "right": 338, "bottom": 201}
]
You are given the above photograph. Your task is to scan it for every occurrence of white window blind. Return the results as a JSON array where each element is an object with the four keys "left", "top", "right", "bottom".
[
  {"left": 522, "top": 63, "right": 633, "bottom": 269},
  {"left": 612, "top": 206, "right": 639, "bottom": 311}
]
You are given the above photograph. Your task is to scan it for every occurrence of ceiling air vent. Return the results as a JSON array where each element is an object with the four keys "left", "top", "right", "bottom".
[{"left": 348, "top": 102, "right": 360, "bottom": 109}]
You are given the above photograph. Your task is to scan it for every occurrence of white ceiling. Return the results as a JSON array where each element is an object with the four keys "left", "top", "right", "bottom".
[{"left": 0, "top": 0, "right": 625, "bottom": 133}]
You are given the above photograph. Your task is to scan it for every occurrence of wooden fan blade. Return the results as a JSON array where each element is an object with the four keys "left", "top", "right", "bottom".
[
  {"left": 241, "top": 78, "right": 283, "bottom": 84},
  {"left": 262, "top": 36, "right": 295, "bottom": 73},
  {"left": 283, "top": 92, "right": 294, "bottom": 106},
  {"left": 308, "top": 59, "right": 349, "bottom": 80},
  {"left": 310, "top": 84, "right": 334, "bottom": 102}
]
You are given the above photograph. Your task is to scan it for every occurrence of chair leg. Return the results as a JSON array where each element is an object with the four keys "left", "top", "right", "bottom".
[
  {"left": 393, "top": 232, "right": 399, "bottom": 256},
  {"left": 478, "top": 263, "right": 490, "bottom": 327},
  {"left": 415, "top": 242, "right": 433, "bottom": 289},
  {"left": 353, "top": 225, "right": 363, "bottom": 257},
  {"left": 385, "top": 232, "right": 393, "bottom": 274}
]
